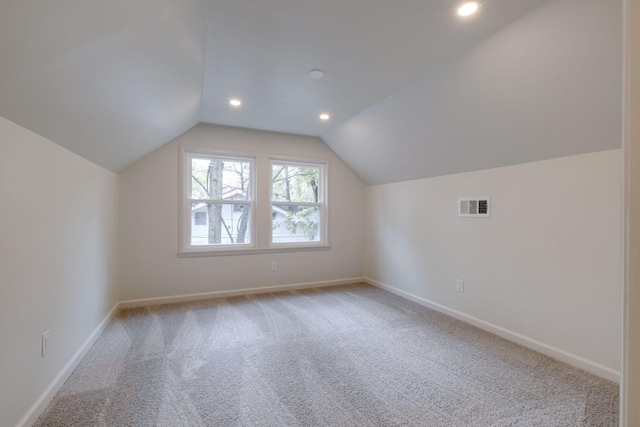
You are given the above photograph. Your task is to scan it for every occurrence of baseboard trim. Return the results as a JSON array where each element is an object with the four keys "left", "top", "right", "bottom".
[
  {"left": 365, "top": 278, "right": 621, "bottom": 383},
  {"left": 118, "top": 277, "right": 366, "bottom": 309},
  {"left": 17, "top": 302, "right": 120, "bottom": 427}
]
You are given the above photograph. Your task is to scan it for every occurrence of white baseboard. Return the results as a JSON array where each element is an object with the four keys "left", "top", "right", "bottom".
[
  {"left": 365, "top": 278, "right": 621, "bottom": 383},
  {"left": 118, "top": 277, "right": 366, "bottom": 309},
  {"left": 16, "top": 303, "right": 120, "bottom": 427}
]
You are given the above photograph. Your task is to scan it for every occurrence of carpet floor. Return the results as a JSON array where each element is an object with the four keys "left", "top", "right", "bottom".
[{"left": 35, "top": 283, "right": 619, "bottom": 426}]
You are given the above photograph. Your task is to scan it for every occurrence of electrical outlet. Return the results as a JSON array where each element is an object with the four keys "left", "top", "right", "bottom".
[
  {"left": 271, "top": 261, "right": 277, "bottom": 272},
  {"left": 42, "top": 331, "right": 50, "bottom": 357},
  {"left": 456, "top": 279, "right": 464, "bottom": 293}
]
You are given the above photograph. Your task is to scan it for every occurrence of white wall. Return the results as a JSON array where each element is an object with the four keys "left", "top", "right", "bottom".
[
  {"left": 119, "top": 123, "right": 365, "bottom": 301},
  {"left": 366, "top": 150, "right": 622, "bottom": 378},
  {"left": 0, "top": 117, "right": 120, "bottom": 427}
]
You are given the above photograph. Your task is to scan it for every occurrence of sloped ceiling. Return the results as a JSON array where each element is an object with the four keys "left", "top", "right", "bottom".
[
  {"left": 324, "top": 0, "right": 623, "bottom": 185},
  {"left": 0, "top": 0, "right": 622, "bottom": 181},
  {"left": 198, "top": 0, "right": 551, "bottom": 137},
  {"left": 0, "top": 0, "right": 205, "bottom": 172}
]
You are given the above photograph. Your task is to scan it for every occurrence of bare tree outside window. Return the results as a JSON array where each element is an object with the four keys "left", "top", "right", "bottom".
[{"left": 190, "top": 157, "right": 252, "bottom": 245}]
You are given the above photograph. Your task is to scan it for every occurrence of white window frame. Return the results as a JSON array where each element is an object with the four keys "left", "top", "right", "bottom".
[
  {"left": 269, "top": 158, "right": 328, "bottom": 248},
  {"left": 178, "top": 145, "right": 330, "bottom": 257},
  {"left": 180, "top": 149, "right": 256, "bottom": 255}
]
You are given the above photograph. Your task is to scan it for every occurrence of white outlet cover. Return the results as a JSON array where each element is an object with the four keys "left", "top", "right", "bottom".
[{"left": 456, "top": 279, "right": 464, "bottom": 293}]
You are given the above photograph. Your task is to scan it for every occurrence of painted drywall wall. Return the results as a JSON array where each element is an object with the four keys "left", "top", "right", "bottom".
[
  {"left": 0, "top": 116, "right": 120, "bottom": 427},
  {"left": 323, "top": 0, "right": 622, "bottom": 185},
  {"left": 365, "top": 150, "right": 622, "bottom": 376},
  {"left": 119, "top": 124, "right": 365, "bottom": 301}
]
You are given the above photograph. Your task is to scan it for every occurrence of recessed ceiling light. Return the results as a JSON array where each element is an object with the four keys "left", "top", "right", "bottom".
[
  {"left": 229, "top": 98, "right": 242, "bottom": 107},
  {"left": 308, "top": 69, "right": 325, "bottom": 79},
  {"left": 319, "top": 113, "right": 330, "bottom": 121},
  {"left": 458, "top": 2, "right": 479, "bottom": 17}
]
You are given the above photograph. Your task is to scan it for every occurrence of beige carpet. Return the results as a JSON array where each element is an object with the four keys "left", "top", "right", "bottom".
[{"left": 35, "top": 283, "right": 619, "bottom": 426}]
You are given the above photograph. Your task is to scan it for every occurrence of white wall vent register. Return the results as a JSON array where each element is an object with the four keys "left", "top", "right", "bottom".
[{"left": 458, "top": 197, "right": 490, "bottom": 218}]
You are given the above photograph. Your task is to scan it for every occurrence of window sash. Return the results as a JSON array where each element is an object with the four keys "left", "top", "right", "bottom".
[
  {"left": 270, "top": 160, "right": 325, "bottom": 245},
  {"left": 189, "top": 201, "right": 253, "bottom": 247},
  {"left": 271, "top": 203, "right": 323, "bottom": 244},
  {"left": 270, "top": 161, "right": 323, "bottom": 204},
  {"left": 188, "top": 154, "right": 254, "bottom": 201},
  {"left": 186, "top": 152, "right": 255, "bottom": 250}
]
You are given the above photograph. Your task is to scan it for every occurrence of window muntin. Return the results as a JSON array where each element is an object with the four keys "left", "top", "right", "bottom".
[
  {"left": 187, "top": 154, "right": 254, "bottom": 247},
  {"left": 271, "top": 162, "right": 324, "bottom": 244}
]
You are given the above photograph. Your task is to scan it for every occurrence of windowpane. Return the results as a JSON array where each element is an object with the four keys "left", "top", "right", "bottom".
[
  {"left": 194, "top": 211, "right": 206, "bottom": 225},
  {"left": 191, "top": 158, "right": 251, "bottom": 201},
  {"left": 272, "top": 204, "right": 320, "bottom": 243},
  {"left": 271, "top": 164, "right": 319, "bottom": 203},
  {"left": 191, "top": 202, "right": 251, "bottom": 246}
]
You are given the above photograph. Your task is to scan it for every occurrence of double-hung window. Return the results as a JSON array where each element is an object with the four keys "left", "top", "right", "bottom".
[
  {"left": 271, "top": 161, "right": 325, "bottom": 244},
  {"left": 180, "top": 146, "right": 328, "bottom": 256},
  {"left": 185, "top": 152, "right": 254, "bottom": 249}
]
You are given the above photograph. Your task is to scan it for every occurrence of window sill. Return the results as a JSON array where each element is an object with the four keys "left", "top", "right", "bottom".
[{"left": 178, "top": 245, "right": 331, "bottom": 258}]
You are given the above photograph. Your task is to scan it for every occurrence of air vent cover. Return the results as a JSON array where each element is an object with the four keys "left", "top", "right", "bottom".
[{"left": 458, "top": 197, "right": 491, "bottom": 218}]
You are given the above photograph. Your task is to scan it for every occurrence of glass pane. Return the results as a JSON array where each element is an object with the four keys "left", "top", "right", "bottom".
[
  {"left": 191, "top": 202, "right": 251, "bottom": 246},
  {"left": 271, "top": 164, "right": 320, "bottom": 202},
  {"left": 272, "top": 204, "right": 320, "bottom": 243},
  {"left": 191, "top": 158, "right": 251, "bottom": 201}
]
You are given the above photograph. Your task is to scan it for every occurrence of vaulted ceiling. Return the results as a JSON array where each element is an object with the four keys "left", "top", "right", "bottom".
[{"left": 0, "top": 0, "right": 622, "bottom": 183}]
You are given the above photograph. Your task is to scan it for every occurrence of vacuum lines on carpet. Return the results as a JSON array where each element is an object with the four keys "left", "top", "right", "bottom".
[{"left": 35, "top": 283, "right": 618, "bottom": 426}]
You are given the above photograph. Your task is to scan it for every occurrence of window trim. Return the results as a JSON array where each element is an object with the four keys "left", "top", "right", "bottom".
[{"left": 178, "top": 145, "right": 330, "bottom": 257}]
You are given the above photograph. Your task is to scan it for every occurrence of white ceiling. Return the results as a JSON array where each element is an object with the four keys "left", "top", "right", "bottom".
[
  {"left": 0, "top": 0, "right": 205, "bottom": 172},
  {"left": 324, "top": 0, "right": 623, "bottom": 185},
  {"left": 198, "top": 0, "right": 551, "bottom": 136},
  {"left": 0, "top": 0, "right": 620, "bottom": 181}
]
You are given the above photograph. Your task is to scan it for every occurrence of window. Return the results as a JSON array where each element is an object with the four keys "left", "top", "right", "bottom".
[
  {"left": 180, "top": 147, "right": 328, "bottom": 256},
  {"left": 271, "top": 162, "right": 323, "bottom": 244},
  {"left": 186, "top": 153, "right": 254, "bottom": 248}
]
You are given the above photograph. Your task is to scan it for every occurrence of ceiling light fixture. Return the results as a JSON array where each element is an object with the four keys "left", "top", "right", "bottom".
[
  {"left": 457, "top": 1, "right": 479, "bottom": 17},
  {"left": 229, "top": 98, "right": 242, "bottom": 107},
  {"left": 308, "top": 69, "right": 326, "bottom": 79},
  {"left": 319, "top": 113, "right": 330, "bottom": 121}
]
